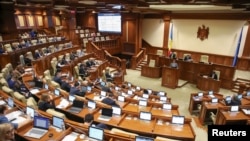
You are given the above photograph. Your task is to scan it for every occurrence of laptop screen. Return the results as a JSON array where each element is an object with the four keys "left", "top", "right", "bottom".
[
  {"left": 127, "top": 83, "right": 131, "bottom": 87},
  {"left": 33, "top": 116, "right": 49, "bottom": 130},
  {"left": 35, "top": 80, "right": 43, "bottom": 88},
  {"left": 160, "top": 96, "right": 167, "bottom": 101},
  {"left": 136, "top": 86, "right": 140, "bottom": 91},
  {"left": 139, "top": 100, "right": 147, "bottom": 106},
  {"left": 139, "top": 111, "right": 152, "bottom": 121},
  {"left": 7, "top": 97, "right": 14, "bottom": 108},
  {"left": 230, "top": 105, "right": 239, "bottom": 112},
  {"left": 127, "top": 90, "right": 133, "bottom": 95},
  {"left": 101, "top": 108, "right": 113, "bottom": 117},
  {"left": 118, "top": 95, "right": 125, "bottom": 102},
  {"left": 171, "top": 115, "right": 185, "bottom": 125},
  {"left": 225, "top": 96, "right": 231, "bottom": 101},
  {"left": 112, "top": 106, "right": 121, "bottom": 115},
  {"left": 135, "top": 136, "right": 154, "bottom": 141},
  {"left": 208, "top": 90, "right": 213, "bottom": 95},
  {"left": 142, "top": 94, "right": 149, "bottom": 99},
  {"left": 87, "top": 86, "right": 92, "bottom": 92},
  {"left": 198, "top": 92, "right": 203, "bottom": 97},
  {"left": 100, "top": 91, "right": 106, "bottom": 97},
  {"left": 163, "top": 103, "right": 172, "bottom": 110},
  {"left": 54, "top": 89, "right": 60, "bottom": 96},
  {"left": 147, "top": 89, "right": 152, "bottom": 94},
  {"left": 158, "top": 91, "right": 165, "bottom": 96},
  {"left": 26, "top": 106, "right": 35, "bottom": 118},
  {"left": 237, "top": 94, "right": 242, "bottom": 100},
  {"left": 69, "top": 95, "right": 75, "bottom": 102},
  {"left": 100, "top": 82, "right": 106, "bottom": 86},
  {"left": 88, "top": 126, "right": 104, "bottom": 141},
  {"left": 247, "top": 91, "right": 250, "bottom": 96},
  {"left": 211, "top": 98, "right": 218, "bottom": 103},
  {"left": 115, "top": 86, "right": 120, "bottom": 91},
  {"left": 52, "top": 116, "right": 64, "bottom": 129},
  {"left": 87, "top": 100, "right": 96, "bottom": 109},
  {"left": 44, "top": 83, "right": 49, "bottom": 90},
  {"left": 81, "top": 86, "right": 87, "bottom": 92}
]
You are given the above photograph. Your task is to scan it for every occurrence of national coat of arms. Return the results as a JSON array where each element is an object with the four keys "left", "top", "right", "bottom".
[{"left": 197, "top": 25, "right": 209, "bottom": 41}]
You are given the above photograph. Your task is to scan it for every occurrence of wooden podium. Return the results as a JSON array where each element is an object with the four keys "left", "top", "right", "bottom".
[
  {"left": 196, "top": 74, "right": 221, "bottom": 92},
  {"left": 161, "top": 66, "right": 179, "bottom": 89}
]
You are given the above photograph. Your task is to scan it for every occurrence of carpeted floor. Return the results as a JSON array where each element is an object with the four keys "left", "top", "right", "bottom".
[{"left": 124, "top": 69, "right": 250, "bottom": 141}]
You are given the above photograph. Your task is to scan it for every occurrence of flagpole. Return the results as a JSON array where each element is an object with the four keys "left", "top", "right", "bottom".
[{"left": 232, "top": 27, "right": 243, "bottom": 67}]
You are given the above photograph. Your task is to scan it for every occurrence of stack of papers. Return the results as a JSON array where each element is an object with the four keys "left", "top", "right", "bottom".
[
  {"left": 56, "top": 99, "right": 69, "bottom": 109},
  {"left": 242, "top": 109, "right": 250, "bottom": 115},
  {"left": 62, "top": 132, "right": 79, "bottom": 141},
  {"left": 30, "top": 89, "right": 40, "bottom": 95}
]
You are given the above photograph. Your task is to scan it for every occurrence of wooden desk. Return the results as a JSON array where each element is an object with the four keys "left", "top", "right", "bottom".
[
  {"left": 16, "top": 121, "right": 70, "bottom": 141},
  {"left": 161, "top": 66, "right": 179, "bottom": 89},
  {"left": 196, "top": 75, "right": 221, "bottom": 92},
  {"left": 150, "top": 107, "right": 179, "bottom": 118},
  {"left": 118, "top": 114, "right": 155, "bottom": 134},
  {"left": 141, "top": 65, "right": 162, "bottom": 78},
  {"left": 215, "top": 108, "right": 250, "bottom": 125},
  {"left": 153, "top": 120, "right": 195, "bottom": 141},
  {"left": 94, "top": 108, "right": 124, "bottom": 126},
  {"left": 198, "top": 102, "right": 224, "bottom": 125}
]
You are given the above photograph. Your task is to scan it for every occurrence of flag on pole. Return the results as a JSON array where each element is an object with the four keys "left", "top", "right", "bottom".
[
  {"left": 232, "top": 27, "right": 243, "bottom": 67},
  {"left": 168, "top": 23, "right": 173, "bottom": 56}
]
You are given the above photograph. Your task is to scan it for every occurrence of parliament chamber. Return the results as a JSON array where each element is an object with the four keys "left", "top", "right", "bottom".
[{"left": 1, "top": 1, "right": 250, "bottom": 141}]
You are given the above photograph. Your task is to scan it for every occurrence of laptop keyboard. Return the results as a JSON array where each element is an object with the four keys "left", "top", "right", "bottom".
[{"left": 30, "top": 128, "right": 46, "bottom": 135}]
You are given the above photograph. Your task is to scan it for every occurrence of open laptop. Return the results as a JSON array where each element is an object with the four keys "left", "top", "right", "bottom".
[
  {"left": 68, "top": 95, "right": 76, "bottom": 103},
  {"left": 163, "top": 103, "right": 172, "bottom": 110},
  {"left": 135, "top": 135, "right": 154, "bottom": 141},
  {"left": 87, "top": 100, "right": 96, "bottom": 109},
  {"left": 211, "top": 98, "right": 218, "bottom": 103},
  {"left": 158, "top": 91, "right": 165, "bottom": 96},
  {"left": 87, "top": 86, "right": 92, "bottom": 92},
  {"left": 112, "top": 106, "right": 121, "bottom": 116},
  {"left": 88, "top": 126, "right": 104, "bottom": 141},
  {"left": 139, "top": 111, "right": 152, "bottom": 121},
  {"left": 100, "top": 91, "right": 106, "bottom": 97},
  {"left": 98, "top": 108, "right": 113, "bottom": 120},
  {"left": 247, "top": 91, "right": 250, "bottom": 96},
  {"left": 52, "top": 116, "right": 64, "bottom": 130},
  {"left": 44, "top": 83, "right": 49, "bottom": 90},
  {"left": 118, "top": 95, "right": 125, "bottom": 102},
  {"left": 230, "top": 105, "right": 239, "bottom": 112},
  {"left": 197, "top": 92, "right": 203, "bottom": 97},
  {"left": 26, "top": 106, "right": 35, "bottom": 118},
  {"left": 67, "top": 100, "right": 84, "bottom": 114},
  {"left": 7, "top": 97, "right": 14, "bottom": 108},
  {"left": 139, "top": 100, "right": 147, "bottom": 106},
  {"left": 208, "top": 90, "right": 215, "bottom": 98},
  {"left": 142, "top": 94, "right": 149, "bottom": 99},
  {"left": 127, "top": 90, "right": 133, "bottom": 95},
  {"left": 32, "top": 80, "right": 43, "bottom": 89},
  {"left": 171, "top": 115, "right": 185, "bottom": 125},
  {"left": 237, "top": 94, "right": 243, "bottom": 100},
  {"left": 54, "top": 88, "right": 60, "bottom": 96},
  {"left": 24, "top": 116, "right": 49, "bottom": 139},
  {"left": 160, "top": 96, "right": 167, "bottom": 102}
]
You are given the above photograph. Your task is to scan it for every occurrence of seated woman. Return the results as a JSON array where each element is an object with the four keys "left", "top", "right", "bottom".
[
  {"left": 0, "top": 123, "right": 15, "bottom": 141},
  {"left": 0, "top": 105, "right": 31, "bottom": 129},
  {"left": 38, "top": 93, "right": 55, "bottom": 111}
]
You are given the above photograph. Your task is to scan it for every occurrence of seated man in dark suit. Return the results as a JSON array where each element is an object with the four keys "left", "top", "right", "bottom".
[
  {"left": 225, "top": 94, "right": 241, "bottom": 106},
  {"left": 101, "top": 93, "right": 120, "bottom": 107},
  {"left": 79, "top": 64, "right": 89, "bottom": 78},
  {"left": 69, "top": 82, "right": 85, "bottom": 97},
  {"left": 86, "top": 58, "right": 95, "bottom": 68},
  {"left": 53, "top": 71, "right": 63, "bottom": 85},
  {"left": 169, "top": 52, "right": 177, "bottom": 59},
  {"left": 210, "top": 71, "right": 218, "bottom": 80},
  {"left": 184, "top": 55, "right": 193, "bottom": 62}
]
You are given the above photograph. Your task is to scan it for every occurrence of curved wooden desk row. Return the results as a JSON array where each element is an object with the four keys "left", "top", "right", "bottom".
[
  {"left": 188, "top": 92, "right": 250, "bottom": 125},
  {"left": 21, "top": 78, "right": 195, "bottom": 141},
  {"left": 196, "top": 75, "right": 221, "bottom": 93},
  {"left": 0, "top": 39, "right": 71, "bottom": 69}
]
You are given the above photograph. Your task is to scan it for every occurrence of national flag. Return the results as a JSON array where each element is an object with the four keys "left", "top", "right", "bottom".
[
  {"left": 168, "top": 23, "right": 173, "bottom": 56},
  {"left": 232, "top": 27, "right": 243, "bottom": 67}
]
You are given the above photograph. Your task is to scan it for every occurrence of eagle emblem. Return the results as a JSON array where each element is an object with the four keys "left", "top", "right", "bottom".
[{"left": 197, "top": 25, "right": 209, "bottom": 41}]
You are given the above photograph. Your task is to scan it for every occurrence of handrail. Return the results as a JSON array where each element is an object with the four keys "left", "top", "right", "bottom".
[{"left": 130, "top": 48, "right": 146, "bottom": 69}]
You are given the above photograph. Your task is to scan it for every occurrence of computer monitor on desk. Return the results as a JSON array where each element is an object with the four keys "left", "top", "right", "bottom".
[
  {"left": 54, "top": 89, "right": 60, "bottom": 96},
  {"left": 171, "top": 115, "right": 185, "bottom": 125},
  {"left": 26, "top": 106, "right": 35, "bottom": 118}
]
